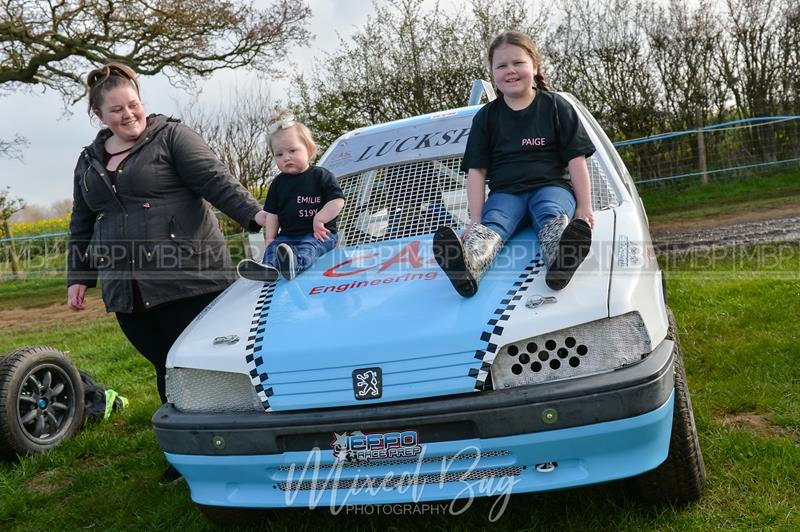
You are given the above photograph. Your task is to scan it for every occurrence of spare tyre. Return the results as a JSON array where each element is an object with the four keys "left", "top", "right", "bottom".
[{"left": 0, "top": 346, "right": 85, "bottom": 458}]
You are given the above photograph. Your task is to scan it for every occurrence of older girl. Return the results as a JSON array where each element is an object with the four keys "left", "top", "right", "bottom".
[{"left": 434, "top": 31, "right": 595, "bottom": 296}]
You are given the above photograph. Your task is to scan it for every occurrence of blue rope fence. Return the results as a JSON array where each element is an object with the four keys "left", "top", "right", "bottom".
[
  {"left": 612, "top": 116, "right": 800, "bottom": 147},
  {"left": 612, "top": 115, "right": 800, "bottom": 185},
  {"left": 635, "top": 156, "right": 800, "bottom": 185}
]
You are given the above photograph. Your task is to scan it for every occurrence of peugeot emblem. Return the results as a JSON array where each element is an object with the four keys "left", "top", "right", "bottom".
[{"left": 352, "top": 367, "right": 382, "bottom": 400}]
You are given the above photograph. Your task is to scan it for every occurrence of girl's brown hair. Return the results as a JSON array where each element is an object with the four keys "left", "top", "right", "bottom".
[
  {"left": 86, "top": 63, "right": 140, "bottom": 116},
  {"left": 488, "top": 31, "right": 551, "bottom": 91}
]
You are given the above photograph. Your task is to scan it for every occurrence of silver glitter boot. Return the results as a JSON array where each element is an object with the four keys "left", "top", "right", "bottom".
[
  {"left": 433, "top": 223, "right": 503, "bottom": 297},
  {"left": 538, "top": 214, "right": 592, "bottom": 290}
]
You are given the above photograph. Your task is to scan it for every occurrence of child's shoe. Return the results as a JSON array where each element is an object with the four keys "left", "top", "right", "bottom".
[
  {"left": 236, "top": 259, "right": 279, "bottom": 282},
  {"left": 433, "top": 223, "right": 503, "bottom": 297},
  {"left": 276, "top": 243, "right": 297, "bottom": 280},
  {"left": 539, "top": 215, "right": 592, "bottom": 290}
]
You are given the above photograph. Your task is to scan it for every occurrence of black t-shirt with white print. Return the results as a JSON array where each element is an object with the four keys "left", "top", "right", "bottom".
[
  {"left": 461, "top": 90, "right": 596, "bottom": 195},
  {"left": 263, "top": 166, "right": 345, "bottom": 236}
]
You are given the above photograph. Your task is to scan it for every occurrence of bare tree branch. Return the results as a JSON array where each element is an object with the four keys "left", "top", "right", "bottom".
[
  {"left": 0, "top": 0, "right": 312, "bottom": 103},
  {"left": 181, "top": 84, "right": 276, "bottom": 201},
  {"left": 0, "top": 134, "right": 29, "bottom": 160},
  {"left": 0, "top": 186, "right": 25, "bottom": 223},
  {"left": 292, "top": 0, "right": 541, "bottom": 152}
]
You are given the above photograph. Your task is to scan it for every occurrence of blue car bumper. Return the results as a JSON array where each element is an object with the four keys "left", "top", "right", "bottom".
[
  {"left": 166, "top": 395, "right": 673, "bottom": 508},
  {"left": 155, "top": 338, "right": 676, "bottom": 508}
]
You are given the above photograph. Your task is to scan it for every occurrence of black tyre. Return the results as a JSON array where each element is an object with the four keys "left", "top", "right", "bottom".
[
  {"left": 633, "top": 309, "right": 706, "bottom": 503},
  {"left": 0, "top": 346, "right": 85, "bottom": 458}
]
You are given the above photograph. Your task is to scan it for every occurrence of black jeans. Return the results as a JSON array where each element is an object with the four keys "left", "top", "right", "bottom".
[{"left": 116, "top": 290, "right": 222, "bottom": 403}]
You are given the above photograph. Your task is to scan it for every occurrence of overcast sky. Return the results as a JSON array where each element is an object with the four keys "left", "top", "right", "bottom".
[{"left": 0, "top": 1, "right": 401, "bottom": 208}]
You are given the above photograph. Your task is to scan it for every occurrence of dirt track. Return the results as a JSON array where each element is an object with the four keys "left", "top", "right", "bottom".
[
  {"left": 0, "top": 301, "right": 111, "bottom": 332},
  {"left": 651, "top": 212, "right": 800, "bottom": 253}
]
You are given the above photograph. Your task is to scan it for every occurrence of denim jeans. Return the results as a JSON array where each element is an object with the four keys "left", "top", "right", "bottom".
[
  {"left": 481, "top": 186, "right": 576, "bottom": 242},
  {"left": 262, "top": 232, "right": 338, "bottom": 274}
]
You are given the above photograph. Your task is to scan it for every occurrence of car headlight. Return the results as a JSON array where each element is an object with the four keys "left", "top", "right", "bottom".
[
  {"left": 491, "top": 312, "right": 651, "bottom": 389},
  {"left": 165, "top": 368, "right": 262, "bottom": 413}
]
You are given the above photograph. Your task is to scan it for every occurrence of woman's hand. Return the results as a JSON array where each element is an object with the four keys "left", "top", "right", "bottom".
[
  {"left": 254, "top": 210, "right": 269, "bottom": 227},
  {"left": 574, "top": 204, "right": 595, "bottom": 229},
  {"left": 67, "top": 284, "right": 88, "bottom": 310}
]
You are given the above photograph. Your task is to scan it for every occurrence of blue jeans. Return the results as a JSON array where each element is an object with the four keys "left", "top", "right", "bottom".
[
  {"left": 481, "top": 186, "right": 576, "bottom": 242},
  {"left": 262, "top": 233, "right": 338, "bottom": 274}
]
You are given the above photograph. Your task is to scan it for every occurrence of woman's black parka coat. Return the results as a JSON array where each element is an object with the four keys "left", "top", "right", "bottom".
[{"left": 67, "top": 114, "right": 262, "bottom": 313}]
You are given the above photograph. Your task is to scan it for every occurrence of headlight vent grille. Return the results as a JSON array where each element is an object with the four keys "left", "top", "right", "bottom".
[
  {"left": 166, "top": 367, "right": 263, "bottom": 413},
  {"left": 492, "top": 312, "right": 651, "bottom": 389}
]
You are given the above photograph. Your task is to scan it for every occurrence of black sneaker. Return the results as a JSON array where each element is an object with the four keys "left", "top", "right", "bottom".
[
  {"left": 276, "top": 243, "right": 297, "bottom": 280},
  {"left": 545, "top": 218, "right": 592, "bottom": 290},
  {"left": 236, "top": 259, "right": 279, "bottom": 282},
  {"left": 159, "top": 464, "right": 183, "bottom": 486}
]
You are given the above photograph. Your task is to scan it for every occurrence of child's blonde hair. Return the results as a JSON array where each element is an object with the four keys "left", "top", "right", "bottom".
[{"left": 267, "top": 110, "right": 318, "bottom": 161}]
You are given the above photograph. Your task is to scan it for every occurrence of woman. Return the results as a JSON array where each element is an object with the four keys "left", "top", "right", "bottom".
[{"left": 66, "top": 63, "right": 267, "bottom": 482}]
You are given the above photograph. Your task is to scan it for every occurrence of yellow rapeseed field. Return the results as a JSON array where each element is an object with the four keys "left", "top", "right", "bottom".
[{"left": 2, "top": 216, "right": 70, "bottom": 238}]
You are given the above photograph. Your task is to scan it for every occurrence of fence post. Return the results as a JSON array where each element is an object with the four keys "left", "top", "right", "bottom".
[
  {"left": 695, "top": 108, "right": 708, "bottom": 184},
  {"left": 2, "top": 220, "right": 21, "bottom": 279}
]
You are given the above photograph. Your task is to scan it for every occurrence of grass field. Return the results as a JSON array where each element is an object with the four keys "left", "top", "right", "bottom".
[
  {"left": 0, "top": 240, "right": 798, "bottom": 531},
  {"left": 0, "top": 277, "right": 65, "bottom": 309},
  {"left": 639, "top": 167, "right": 800, "bottom": 224}
]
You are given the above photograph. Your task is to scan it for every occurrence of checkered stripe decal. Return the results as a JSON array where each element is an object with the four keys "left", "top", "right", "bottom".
[
  {"left": 469, "top": 255, "right": 547, "bottom": 389},
  {"left": 244, "top": 282, "right": 276, "bottom": 411}
]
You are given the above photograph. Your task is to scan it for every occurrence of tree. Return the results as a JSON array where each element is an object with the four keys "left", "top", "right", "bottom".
[
  {"left": 547, "top": 0, "right": 661, "bottom": 140},
  {"left": 292, "top": 0, "right": 544, "bottom": 151},
  {"left": 0, "top": 187, "right": 24, "bottom": 228},
  {"left": 775, "top": 0, "right": 800, "bottom": 115},
  {"left": 718, "top": 0, "right": 783, "bottom": 161},
  {"left": 645, "top": 0, "right": 725, "bottom": 183},
  {"left": 719, "top": 0, "right": 781, "bottom": 119},
  {"left": 181, "top": 85, "right": 276, "bottom": 202},
  {"left": 0, "top": 186, "right": 25, "bottom": 278},
  {"left": 0, "top": 134, "right": 28, "bottom": 160},
  {"left": 645, "top": 0, "right": 725, "bottom": 130},
  {"left": 0, "top": 0, "right": 312, "bottom": 103},
  {"left": 10, "top": 198, "right": 72, "bottom": 222}
]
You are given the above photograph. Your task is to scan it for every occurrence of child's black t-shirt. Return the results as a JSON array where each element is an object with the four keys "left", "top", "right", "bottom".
[
  {"left": 263, "top": 166, "right": 345, "bottom": 236},
  {"left": 461, "top": 91, "right": 596, "bottom": 195}
]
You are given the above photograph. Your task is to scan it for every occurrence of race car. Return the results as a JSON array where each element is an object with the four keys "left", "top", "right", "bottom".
[{"left": 152, "top": 82, "right": 705, "bottom": 523}]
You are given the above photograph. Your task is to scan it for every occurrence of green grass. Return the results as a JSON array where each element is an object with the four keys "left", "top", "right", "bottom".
[
  {"left": 0, "top": 243, "right": 798, "bottom": 530},
  {"left": 0, "top": 276, "right": 66, "bottom": 309},
  {"left": 663, "top": 243, "right": 800, "bottom": 424},
  {"left": 640, "top": 167, "right": 800, "bottom": 224}
]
